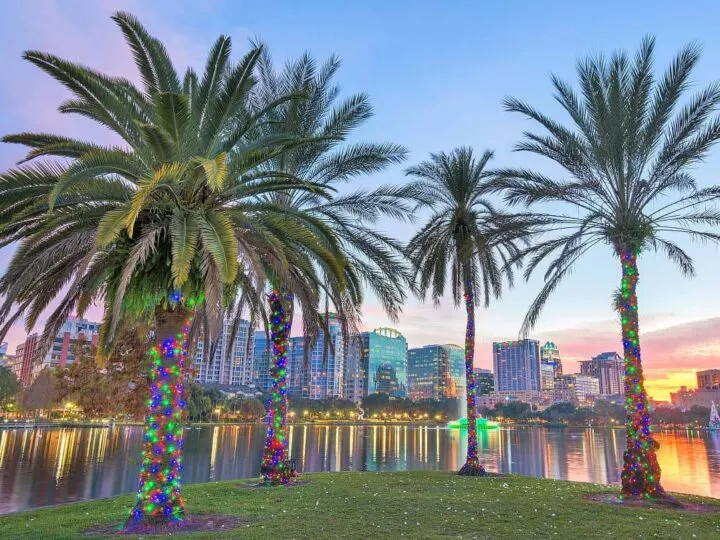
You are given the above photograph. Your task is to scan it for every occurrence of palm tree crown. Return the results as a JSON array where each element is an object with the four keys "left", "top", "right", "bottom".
[
  {"left": 406, "top": 147, "right": 527, "bottom": 307},
  {"left": 0, "top": 12, "right": 337, "bottom": 355},
  {"left": 249, "top": 48, "right": 412, "bottom": 338},
  {"left": 492, "top": 36, "right": 720, "bottom": 334}
]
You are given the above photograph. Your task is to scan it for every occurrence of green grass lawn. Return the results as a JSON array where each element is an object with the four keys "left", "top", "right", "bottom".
[{"left": 1, "top": 471, "right": 719, "bottom": 539}]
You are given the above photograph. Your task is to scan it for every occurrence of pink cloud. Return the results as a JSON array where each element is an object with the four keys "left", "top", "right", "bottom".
[{"left": 537, "top": 318, "right": 720, "bottom": 373}]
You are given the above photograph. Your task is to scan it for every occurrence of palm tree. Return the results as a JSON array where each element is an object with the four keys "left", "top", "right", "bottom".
[
  {"left": 490, "top": 37, "right": 720, "bottom": 499},
  {"left": 405, "top": 147, "right": 529, "bottom": 476},
  {"left": 247, "top": 48, "right": 413, "bottom": 483},
  {"left": 0, "top": 13, "right": 336, "bottom": 526}
]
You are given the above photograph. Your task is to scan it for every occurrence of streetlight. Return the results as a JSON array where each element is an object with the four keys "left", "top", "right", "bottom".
[{"left": 214, "top": 407, "right": 221, "bottom": 423}]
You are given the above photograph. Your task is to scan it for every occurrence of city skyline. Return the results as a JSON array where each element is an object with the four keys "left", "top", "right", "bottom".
[
  {"left": 5, "top": 308, "right": 718, "bottom": 402},
  {"left": 2, "top": 0, "right": 720, "bottom": 402}
]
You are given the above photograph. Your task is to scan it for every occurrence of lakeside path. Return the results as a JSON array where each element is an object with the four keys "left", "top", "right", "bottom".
[{"left": 1, "top": 471, "right": 719, "bottom": 539}]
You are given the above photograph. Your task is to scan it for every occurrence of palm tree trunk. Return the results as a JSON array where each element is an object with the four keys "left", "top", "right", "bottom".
[
  {"left": 458, "top": 270, "right": 486, "bottom": 476},
  {"left": 618, "top": 251, "right": 663, "bottom": 498},
  {"left": 261, "top": 289, "right": 294, "bottom": 484},
  {"left": 128, "top": 303, "right": 192, "bottom": 526}
]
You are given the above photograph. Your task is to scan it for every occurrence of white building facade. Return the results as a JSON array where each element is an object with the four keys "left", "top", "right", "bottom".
[{"left": 194, "top": 318, "right": 254, "bottom": 386}]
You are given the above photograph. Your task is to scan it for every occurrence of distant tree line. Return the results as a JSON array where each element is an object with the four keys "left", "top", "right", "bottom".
[
  {"left": 479, "top": 400, "right": 711, "bottom": 428},
  {"left": 6, "top": 356, "right": 714, "bottom": 430},
  {"left": 360, "top": 393, "right": 461, "bottom": 420},
  {"left": 0, "top": 366, "right": 21, "bottom": 410}
]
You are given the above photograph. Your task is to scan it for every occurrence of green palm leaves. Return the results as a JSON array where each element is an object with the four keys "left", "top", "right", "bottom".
[
  {"left": 405, "top": 147, "right": 529, "bottom": 308},
  {"left": 0, "top": 12, "right": 347, "bottom": 359},
  {"left": 490, "top": 36, "right": 720, "bottom": 334},
  {"left": 248, "top": 47, "right": 411, "bottom": 344}
]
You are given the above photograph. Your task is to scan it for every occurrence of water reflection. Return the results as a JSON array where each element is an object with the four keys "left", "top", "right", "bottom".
[{"left": 1, "top": 425, "right": 719, "bottom": 514}]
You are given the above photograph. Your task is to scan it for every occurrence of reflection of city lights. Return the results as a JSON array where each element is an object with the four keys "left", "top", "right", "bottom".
[
  {"left": 209, "top": 426, "right": 219, "bottom": 480},
  {"left": 0, "top": 431, "right": 7, "bottom": 471},
  {"left": 54, "top": 429, "right": 78, "bottom": 482},
  {"left": 288, "top": 425, "right": 294, "bottom": 458},
  {"left": 2, "top": 424, "right": 719, "bottom": 507}
]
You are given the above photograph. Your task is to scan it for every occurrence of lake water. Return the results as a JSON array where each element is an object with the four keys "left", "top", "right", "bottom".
[{"left": 1, "top": 424, "right": 719, "bottom": 514}]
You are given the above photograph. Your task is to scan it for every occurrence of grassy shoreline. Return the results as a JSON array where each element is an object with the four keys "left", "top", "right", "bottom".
[{"left": 1, "top": 471, "right": 719, "bottom": 539}]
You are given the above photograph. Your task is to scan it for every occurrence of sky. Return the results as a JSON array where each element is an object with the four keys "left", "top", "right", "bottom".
[{"left": 2, "top": 0, "right": 720, "bottom": 400}]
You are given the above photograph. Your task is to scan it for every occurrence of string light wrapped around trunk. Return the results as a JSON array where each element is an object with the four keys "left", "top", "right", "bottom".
[
  {"left": 458, "top": 278, "right": 486, "bottom": 476},
  {"left": 618, "top": 251, "right": 663, "bottom": 499},
  {"left": 260, "top": 289, "right": 295, "bottom": 484},
  {"left": 128, "top": 292, "right": 198, "bottom": 526}
]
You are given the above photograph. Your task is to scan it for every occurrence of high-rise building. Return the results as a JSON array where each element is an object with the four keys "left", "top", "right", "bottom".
[
  {"left": 14, "top": 317, "right": 101, "bottom": 386},
  {"left": 539, "top": 341, "right": 562, "bottom": 400},
  {"left": 343, "top": 336, "right": 365, "bottom": 403},
  {"left": 15, "top": 333, "right": 38, "bottom": 386},
  {"left": 252, "top": 331, "right": 272, "bottom": 393},
  {"left": 446, "top": 344, "right": 465, "bottom": 397},
  {"left": 194, "top": 318, "right": 254, "bottom": 387},
  {"left": 6, "top": 355, "right": 22, "bottom": 381},
  {"left": 285, "top": 315, "right": 344, "bottom": 400},
  {"left": 493, "top": 339, "right": 541, "bottom": 394},
  {"left": 0, "top": 342, "right": 8, "bottom": 368},
  {"left": 697, "top": 369, "right": 720, "bottom": 390},
  {"left": 540, "top": 341, "right": 563, "bottom": 376},
  {"left": 579, "top": 352, "right": 624, "bottom": 395},
  {"left": 34, "top": 316, "right": 100, "bottom": 380},
  {"left": 287, "top": 335, "right": 306, "bottom": 395},
  {"left": 540, "top": 363, "right": 556, "bottom": 397},
  {"left": 346, "top": 328, "right": 408, "bottom": 400},
  {"left": 473, "top": 368, "right": 494, "bottom": 397},
  {"left": 555, "top": 374, "right": 600, "bottom": 403},
  {"left": 253, "top": 332, "right": 305, "bottom": 394},
  {"left": 407, "top": 344, "right": 463, "bottom": 401}
]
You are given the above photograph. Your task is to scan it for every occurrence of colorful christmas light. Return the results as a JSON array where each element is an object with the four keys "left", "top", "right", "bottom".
[
  {"left": 128, "top": 293, "right": 195, "bottom": 525},
  {"left": 458, "top": 280, "right": 486, "bottom": 476},
  {"left": 260, "top": 289, "right": 296, "bottom": 484},
  {"left": 618, "top": 251, "right": 662, "bottom": 499}
]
